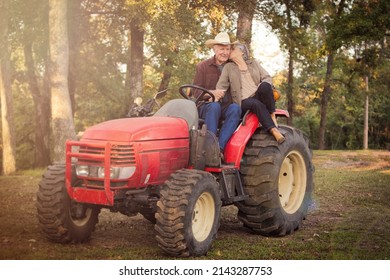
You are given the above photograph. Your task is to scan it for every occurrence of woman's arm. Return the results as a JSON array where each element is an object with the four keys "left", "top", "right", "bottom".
[
  {"left": 216, "top": 64, "right": 231, "bottom": 91},
  {"left": 256, "top": 61, "right": 273, "bottom": 85}
]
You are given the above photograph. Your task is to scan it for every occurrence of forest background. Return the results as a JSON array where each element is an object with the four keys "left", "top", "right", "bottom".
[{"left": 0, "top": 0, "right": 389, "bottom": 175}]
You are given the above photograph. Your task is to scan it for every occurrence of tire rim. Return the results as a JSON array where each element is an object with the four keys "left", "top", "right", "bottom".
[
  {"left": 278, "top": 151, "right": 307, "bottom": 214},
  {"left": 192, "top": 192, "right": 215, "bottom": 242},
  {"left": 70, "top": 201, "right": 93, "bottom": 226}
]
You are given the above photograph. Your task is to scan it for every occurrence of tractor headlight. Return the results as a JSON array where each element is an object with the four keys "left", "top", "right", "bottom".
[
  {"left": 76, "top": 165, "right": 89, "bottom": 177},
  {"left": 118, "top": 166, "right": 136, "bottom": 179},
  {"left": 97, "top": 166, "right": 136, "bottom": 179},
  {"left": 76, "top": 165, "right": 136, "bottom": 180},
  {"left": 97, "top": 167, "right": 117, "bottom": 179}
]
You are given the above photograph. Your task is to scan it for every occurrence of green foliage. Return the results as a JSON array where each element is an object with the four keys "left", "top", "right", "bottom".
[
  {"left": 12, "top": 84, "right": 36, "bottom": 169},
  {"left": 2, "top": 0, "right": 389, "bottom": 169},
  {"left": 331, "top": 0, "right": 390, "bottom": 47},
  {"left": 2, "top": 0, "right": 49, "bottom": 169},
  {"left": 292, "top": 47, "right": 390, "bottom": 150},
  {"left": 284, "top": 0, "right": 390, "bottom": 149},
  {"left": 146, "top": 1, "right": 206, "bottom": 90}
]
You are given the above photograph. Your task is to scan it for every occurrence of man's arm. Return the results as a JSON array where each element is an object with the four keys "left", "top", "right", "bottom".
[{"left": 192, "top": 62, "right": 207, "bottom": 98}]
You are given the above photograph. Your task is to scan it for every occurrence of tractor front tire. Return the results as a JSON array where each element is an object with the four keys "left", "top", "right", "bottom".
[
  {"left": 155, "top": 169, "right": 221, "bottom": 257},
  {"left": 36, "top": 164, "right": 100, "bottom": 243},
  {"left": 237, "top": 125, "right": 314, "bottom": 236}
]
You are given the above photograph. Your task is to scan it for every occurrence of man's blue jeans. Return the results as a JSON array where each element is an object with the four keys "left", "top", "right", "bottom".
[{"left": 199, "top": 102, "right": 241, "bottom": 150}]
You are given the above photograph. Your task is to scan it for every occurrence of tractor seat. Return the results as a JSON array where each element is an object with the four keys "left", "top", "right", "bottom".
[{"left": 154, "top": 99, "right": 199, "bottom": 130}]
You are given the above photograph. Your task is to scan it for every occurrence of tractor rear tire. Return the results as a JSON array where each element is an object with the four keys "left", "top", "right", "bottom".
[
  {"left": 36, "top": 164, "right": 100, "bottom": 243},
  {"left": 237, "top": 125, "right": 314, "bottom": 236},
  {"left": 155, "top": 169, "right": 221, "bottom": 257}
]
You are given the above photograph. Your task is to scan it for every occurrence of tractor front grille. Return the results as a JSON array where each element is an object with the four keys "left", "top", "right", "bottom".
[
  {"left": 66, "top": 141, "right": 136, "bottom": 205},
  {"left": 78, "top": 144, "right": 136, "bottom": 166}
]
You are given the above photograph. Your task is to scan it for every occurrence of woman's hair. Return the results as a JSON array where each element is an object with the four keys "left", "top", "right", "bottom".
[{"left": 235, "top": 43, "right": 249, "bottom": 61}]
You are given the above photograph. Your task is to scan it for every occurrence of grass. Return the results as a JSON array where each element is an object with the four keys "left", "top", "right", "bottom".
[{"left": 0, "top": 150, "right": 389, "bottom": 260}]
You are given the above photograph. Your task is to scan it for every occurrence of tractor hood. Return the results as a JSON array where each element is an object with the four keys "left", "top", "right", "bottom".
[{"left": 81, "top": 116, "right": 189, "bottom": 142}]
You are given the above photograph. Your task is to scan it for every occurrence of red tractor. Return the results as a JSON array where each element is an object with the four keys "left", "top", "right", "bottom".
[{"left": 37, "top": 85, "right": 314, "bottom": 257}]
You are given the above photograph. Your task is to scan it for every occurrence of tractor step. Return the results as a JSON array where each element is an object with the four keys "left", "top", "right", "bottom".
[{"left": 220, "top": 168, "right": 249, "bottom": 205}]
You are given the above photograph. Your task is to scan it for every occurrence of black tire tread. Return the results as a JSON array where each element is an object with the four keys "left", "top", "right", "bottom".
[
  {"left": 36, "top": 164, "right": 99, "bottom": 243},
  {"left": 236, "top": 125, "right": 314, "bottom": 236},
  {"left": 155, "top": 169, "right": 221, "bottom": 257}
]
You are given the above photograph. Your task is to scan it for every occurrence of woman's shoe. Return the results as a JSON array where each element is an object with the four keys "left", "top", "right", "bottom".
[{"left": 270, "top": 127, "right": 285, "bottom": 144}]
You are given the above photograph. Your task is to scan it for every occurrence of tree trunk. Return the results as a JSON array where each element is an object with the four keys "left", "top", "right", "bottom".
[
  {"left": 49, "top": 0, "right": 76, "bottom": 163},
  {"left": 318, "top": 0, "right": 345, "bottom": 150},
  {"left": 158, "top": 58, "right": 173, "bottom": 92},
  {"left": 67, "top": 0, "right": 82, "bottom": 114},
  {"left": 0, "top": 1, "right": 16, "bottom": 174},
  {"left": 284, "top": 1, "right": 295, "bottom": 125},
  {"left": 24, "top": 42, "right": 51, "bottom": 167},
  {"left": 318, "top": 52, "right": 334, "bottom": 150},
  {"left": 286, "top": 47, "right": 294, "bottom": 126},
  {"left": 236, "top": 1, "right": 255, "bottom": 47},
  {"left": 126, "top": 19, "right": 144, "bottom": 102},
  {"left": 363, "top": 75, "right": 369, "bottom": 149}
]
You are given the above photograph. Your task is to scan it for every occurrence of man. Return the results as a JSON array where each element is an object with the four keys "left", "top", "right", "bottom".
[{"left": 192, "top": 32, "right": 241, "bottom": 158}]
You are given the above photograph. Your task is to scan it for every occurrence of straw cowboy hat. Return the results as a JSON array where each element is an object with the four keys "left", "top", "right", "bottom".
[{"left": 205, "top": 32, "right": 238, "bottom": 48}]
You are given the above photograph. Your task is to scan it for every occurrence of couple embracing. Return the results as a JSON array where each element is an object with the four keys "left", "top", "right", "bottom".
[{"left": 193, "top": 32, "right": 285, "bottom": 160}]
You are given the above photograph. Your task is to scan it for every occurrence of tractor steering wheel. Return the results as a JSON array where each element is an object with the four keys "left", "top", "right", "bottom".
[{"left": 179, "top": 84, "right": 216, "bottom": 106}]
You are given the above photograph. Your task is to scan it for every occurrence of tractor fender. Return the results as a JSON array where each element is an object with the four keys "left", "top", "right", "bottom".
[
  {"left": 224, "top": 109, "right": 289, "bottom": 168},
  {"left": 224, "top": 113, "right": 259, "bottom": 167}
]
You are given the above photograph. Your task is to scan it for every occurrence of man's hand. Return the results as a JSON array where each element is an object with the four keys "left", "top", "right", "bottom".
[{"left": 209, "top": 89, "right": 225, "bottom": 102}]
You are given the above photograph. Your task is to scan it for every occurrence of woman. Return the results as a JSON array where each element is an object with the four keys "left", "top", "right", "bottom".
[{"left": 216, "top": 43, "right": 285, "bottom": 143}]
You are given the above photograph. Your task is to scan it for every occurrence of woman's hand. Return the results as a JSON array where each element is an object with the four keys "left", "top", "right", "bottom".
[{"left": 210, "top": 89, "right": 225, "bottom": 102}]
